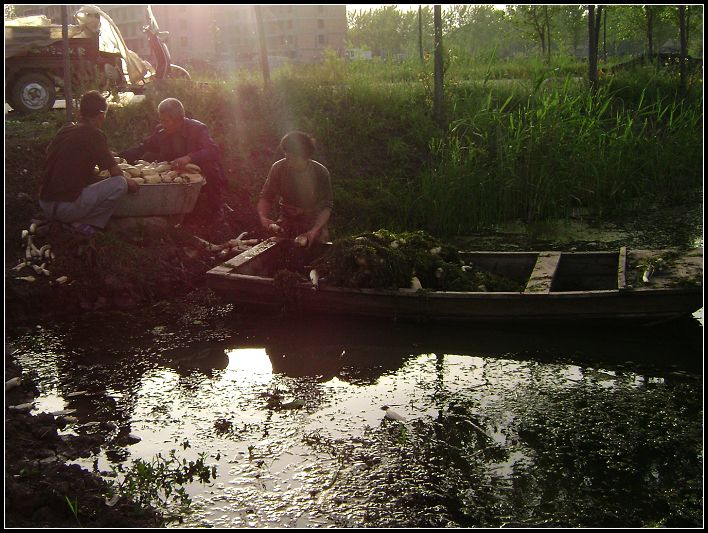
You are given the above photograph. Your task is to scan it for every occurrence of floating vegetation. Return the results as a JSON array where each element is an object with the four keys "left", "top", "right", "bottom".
[{"left": 311, "top": 229, "right": 523, "bottom": 292}]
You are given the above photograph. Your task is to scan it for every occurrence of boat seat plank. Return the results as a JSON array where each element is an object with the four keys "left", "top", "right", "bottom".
[
  {"left": 617, "top": 246, "right": 627, "bottom": 290},
  {"left": 524, "top": 252, "right": 561, "bottom": 293}
]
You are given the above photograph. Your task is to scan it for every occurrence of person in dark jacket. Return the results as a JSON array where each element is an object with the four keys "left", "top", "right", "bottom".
[
  {"left": 39, "top": 90, "right": 139, "bottom": 236},
  {"left": 120, "top": 97, "right": 227, "bottom": 223}
]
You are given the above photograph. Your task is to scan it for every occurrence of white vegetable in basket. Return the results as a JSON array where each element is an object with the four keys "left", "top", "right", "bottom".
[
  {"left": 182, "top": 173, "right": 203, "bottom": 183},
  {"left": 143, "top": 174, "right": 162, "bottom": 184}
]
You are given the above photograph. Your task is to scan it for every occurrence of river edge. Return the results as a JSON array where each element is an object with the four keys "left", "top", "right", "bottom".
[{"left": 5, "top": 134, "right": 703, "bottom": 526}]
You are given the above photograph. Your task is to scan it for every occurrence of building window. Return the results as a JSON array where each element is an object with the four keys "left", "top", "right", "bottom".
[
  {"left": 318, "top": 19, "right": 324, "bottom": 29},
  {"left": 318, "top": 34, "right": 325, "bottom": 46}
]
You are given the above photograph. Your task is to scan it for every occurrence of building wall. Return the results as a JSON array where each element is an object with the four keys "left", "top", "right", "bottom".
[{"left": 149, "top": 5, "right": 216, "bottom": 67}]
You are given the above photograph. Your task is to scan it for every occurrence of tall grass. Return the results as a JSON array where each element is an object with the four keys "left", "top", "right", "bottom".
[
  {"left": 100, "top": 56, "right": 702, "bottom": 236},
  {"left": 418, "top": 75, "right": 702, "bottom": 232}
]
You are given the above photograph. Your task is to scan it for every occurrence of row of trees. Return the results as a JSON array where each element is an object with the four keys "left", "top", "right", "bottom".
[{"left": 347, "top": 5, "right": 703, "bottom": 63}]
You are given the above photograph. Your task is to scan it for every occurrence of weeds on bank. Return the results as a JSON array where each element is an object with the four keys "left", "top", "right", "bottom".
[
  {"left": 64, "top": 495, "right": 81, "bottom": 527},
  {"left": 105, "top": 442, "right": 218, "bottom": 523}
]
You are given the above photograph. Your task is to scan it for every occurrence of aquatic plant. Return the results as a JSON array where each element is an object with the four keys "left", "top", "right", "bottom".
[
  {"left": 106, "top": 445, "right": 218, "bottom": 522},
  {"left": 311, "top": 229, "right": 523, "bottom": 291}
]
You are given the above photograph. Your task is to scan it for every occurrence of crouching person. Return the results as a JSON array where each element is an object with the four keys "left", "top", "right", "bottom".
[
  {"left": 38, "top": 90, "right": 139, "bottom": 237},
  {"left": 119, "top": 97, "right": 228, "bottom": 225}
]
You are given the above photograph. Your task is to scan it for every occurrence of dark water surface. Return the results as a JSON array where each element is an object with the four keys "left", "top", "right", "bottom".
[
  {"left": 7, "top": 303, "right": 703, "bottom": 527},
  {"left": 7, "top": 211, "right": 703, "bottom": 527}
]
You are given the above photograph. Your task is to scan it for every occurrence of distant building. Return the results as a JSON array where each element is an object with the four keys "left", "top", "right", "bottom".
[
  {"left": 212, "top": 5, "right": 347, "bottom": 71},
  {"left": 11, "top": 4, "right": 348, "bottom": 73}
]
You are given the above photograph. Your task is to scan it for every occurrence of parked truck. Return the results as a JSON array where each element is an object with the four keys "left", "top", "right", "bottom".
[{"left": 5, "top": 5, "right": 189, "bottom": 113}]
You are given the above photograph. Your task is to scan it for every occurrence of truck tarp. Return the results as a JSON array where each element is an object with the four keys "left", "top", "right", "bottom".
[
  {"left": 4, "top": 6, "right": 154, "bottom": 85},
  {"left": 4, "top": 16, "right": 89, "bottom": 59}
]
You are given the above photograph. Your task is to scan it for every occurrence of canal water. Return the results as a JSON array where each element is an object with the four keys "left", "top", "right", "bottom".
[{"left": 6, "top": 212, "right": 704, "bottom": 527}]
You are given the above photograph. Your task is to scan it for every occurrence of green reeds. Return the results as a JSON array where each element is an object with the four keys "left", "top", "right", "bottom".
[
  {"left": 99, "top": 57, "right": 701, "bottom": 236},
  {"left": 418, "top": 75, "right": 702, "bottom": 233}
]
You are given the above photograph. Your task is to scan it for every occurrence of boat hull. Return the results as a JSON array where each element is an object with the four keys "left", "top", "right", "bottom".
[{"left": 206, "top": 241, "right": 703, "bottom": 324}]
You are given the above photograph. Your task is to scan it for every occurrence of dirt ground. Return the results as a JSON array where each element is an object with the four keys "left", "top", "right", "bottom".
[{"left": 4, "top": 122, "right": 263, "bottom": 527}]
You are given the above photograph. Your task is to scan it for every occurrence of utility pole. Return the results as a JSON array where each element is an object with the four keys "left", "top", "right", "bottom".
[
  {"left": 418, "top": 6, "right": 423, "bottom": 62},
  {"left": 433, "top": 5, "right": 444, "bottom": 129},
  {"left": 61, "top": 5, "right": 73, "bottom": 122},
  {"left": 254, "top": 5, "right": 271, "bottom": 89}
]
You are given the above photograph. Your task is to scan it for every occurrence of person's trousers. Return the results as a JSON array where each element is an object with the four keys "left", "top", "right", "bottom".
[{"left": 39, "top": 175, "right": 128, "bottom": 228}]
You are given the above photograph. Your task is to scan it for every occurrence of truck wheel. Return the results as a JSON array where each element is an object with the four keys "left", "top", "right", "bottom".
[{"left": 11, "top": 72, "right": 56, "bottom": 113}]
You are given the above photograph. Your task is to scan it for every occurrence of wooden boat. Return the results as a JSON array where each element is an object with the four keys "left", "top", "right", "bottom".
[{"left": 206, "top": 240, "right": 703, "bottom": 324}]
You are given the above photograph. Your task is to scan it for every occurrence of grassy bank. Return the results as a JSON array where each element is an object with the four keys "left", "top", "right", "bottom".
[{"left": 17, "top": 56, "right": 703, "bottom": 238}]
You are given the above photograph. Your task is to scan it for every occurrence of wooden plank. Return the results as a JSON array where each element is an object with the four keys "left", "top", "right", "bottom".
[
  {"left": 223, "top": 239, "right": 280, "bottom": 270},
  {"left": 524, "top": 252, "right": 561, "bottom": 293},
  {"left": 617, "top": 246, "right": 627, "bottom": 290}
]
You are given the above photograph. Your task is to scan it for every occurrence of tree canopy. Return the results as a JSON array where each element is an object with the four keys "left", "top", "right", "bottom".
[{"left": 346, "top": 5, "right": 703, "bottom": 62}]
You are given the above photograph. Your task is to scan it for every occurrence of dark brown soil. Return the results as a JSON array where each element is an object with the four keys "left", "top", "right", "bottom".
[{"left": 4, "top": 357, "right": 166, "bottom": 527}]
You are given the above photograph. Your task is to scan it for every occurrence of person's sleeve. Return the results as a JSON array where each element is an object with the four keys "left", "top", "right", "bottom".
[
  {"left": 188, "top": 124, "right": 221, "bottom": 166},
  {"left": 317, "top": 166, "right": 334, "bottom": 211},
  {"left": 259, "top": 163, "right": 280, "bottom": 201},
  {"left": 95, "top": 132, "right": 118, "bottom": 171},
  {"left": 119, "top": 127, "right": 161, "bottom": 163}
]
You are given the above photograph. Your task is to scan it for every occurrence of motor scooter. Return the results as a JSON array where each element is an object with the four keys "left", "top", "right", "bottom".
[{"left": 144, "top": 5, "right": 191, "bottom": 81}]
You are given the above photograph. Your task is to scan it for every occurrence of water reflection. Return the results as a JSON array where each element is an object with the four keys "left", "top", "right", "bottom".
[
  {"left": 222, "top": 348, "right": 273, "bottom": 385},
  {"left": 6, "top": 309, "right": 703, "bottom": 528}
]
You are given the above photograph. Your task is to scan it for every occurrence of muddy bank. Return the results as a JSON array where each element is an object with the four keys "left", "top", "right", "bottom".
[
  {"left": 5, "top": 356, "right": 164, "bottom": 527},
  {"left": 5, "top": 127, "right": 262, "bottom": 528}
]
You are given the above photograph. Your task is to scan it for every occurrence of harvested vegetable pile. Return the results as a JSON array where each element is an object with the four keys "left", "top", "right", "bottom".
[{"left": 311, "top": 230, "right": 523, "bottom": 292}]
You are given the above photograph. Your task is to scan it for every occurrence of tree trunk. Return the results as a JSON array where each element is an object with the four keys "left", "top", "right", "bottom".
[
  {"left": 588, "top": 5, "right": 598, "bottom": 89},
  {"left": 61, "top": 5, "right": 73, "bottom": 123},
  {"left": 602, "top": 7, "right": 607, "bottom": 61},
  {"left": 645, "top": 6, "right": 655, "bottom": 63},
  {"left": 544, "top": 6, "right": 551, "bottom": 64},
  {"left": 433, "top": 5, "right": 445, "bottom": 130},
  {"left": 418, "top": 6, "right": 424, "bottom": 62},
  {"left": 594, "top": 6, "right": 603, "bottom": 54},
  {"left": 254, "top": 5, "right": 271, "bottom": 89},
  {"left": 678, "top": 5, "right": 688, "bottom": 95}
]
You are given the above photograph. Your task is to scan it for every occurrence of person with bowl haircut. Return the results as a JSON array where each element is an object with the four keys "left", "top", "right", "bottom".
[{"left": 257, "top": 131, "right": 333, "bottom": 247}]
